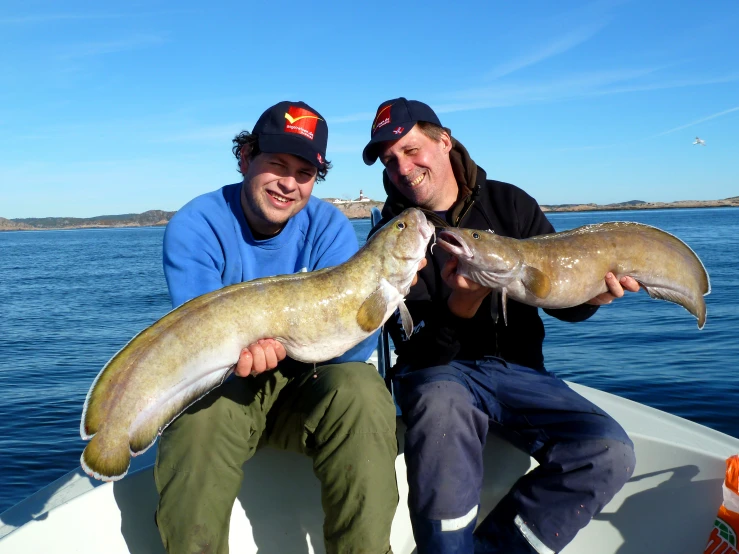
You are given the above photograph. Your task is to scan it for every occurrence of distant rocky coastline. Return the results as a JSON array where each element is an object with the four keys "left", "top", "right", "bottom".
[
  {"left": 540, "top": 197, "right": 739, "bottom": 213},
  {"left": 1, "top": 197, "right": 737, "bottom": 232},
  {"left": 0, "top": 210, "right": 174, "bottom": 232}
]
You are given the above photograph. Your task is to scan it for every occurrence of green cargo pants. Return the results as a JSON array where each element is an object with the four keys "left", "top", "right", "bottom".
[{"left": 154, "top": 361, "right": 398, "bottom": 554}]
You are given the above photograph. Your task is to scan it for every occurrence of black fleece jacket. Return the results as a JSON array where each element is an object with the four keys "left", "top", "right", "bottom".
[{"left": 371, "top": 139, "right": 598, "bottom": 372}]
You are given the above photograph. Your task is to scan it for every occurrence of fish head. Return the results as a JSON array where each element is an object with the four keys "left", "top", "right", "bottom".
[
  {"left": 436, "top": 228, "right": 520, "bottom": 288},
  {"left": 366, "top": 208, "right": 435, "bottom": 294}
]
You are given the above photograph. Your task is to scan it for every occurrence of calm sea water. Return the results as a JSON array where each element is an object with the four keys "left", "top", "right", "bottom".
[{"left": 0, "top": 208, "right": 737, "bottom": 513}]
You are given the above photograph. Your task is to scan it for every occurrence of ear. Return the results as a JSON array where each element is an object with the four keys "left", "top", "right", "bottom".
[
  {"left": 439, "top": 131, "right": 452, "bottom": 154},
  {"left": 239, "top": 148, "right": 251, "bottom": 175}
]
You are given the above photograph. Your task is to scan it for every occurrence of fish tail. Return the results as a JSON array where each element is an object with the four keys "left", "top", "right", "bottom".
[{"left": 81, "top": 431, "right": 131, "bottom": 482}]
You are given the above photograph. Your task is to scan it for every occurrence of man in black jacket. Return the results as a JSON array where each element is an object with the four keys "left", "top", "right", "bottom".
[{"left": 363, "top": 98, "right": 640, "bottom": 554}]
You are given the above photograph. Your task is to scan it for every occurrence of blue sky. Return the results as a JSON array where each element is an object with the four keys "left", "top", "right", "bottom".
[{"left": 1, "top": 0, "right": 737, "bottom": 218}]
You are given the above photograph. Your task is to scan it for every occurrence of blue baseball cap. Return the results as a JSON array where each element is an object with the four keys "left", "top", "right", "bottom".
[
  {"left": 252, "top": 101, "right": 328, "bottom": 169},
  {"left": 362, "top": 97, "right": 442, "bottom": 165}
]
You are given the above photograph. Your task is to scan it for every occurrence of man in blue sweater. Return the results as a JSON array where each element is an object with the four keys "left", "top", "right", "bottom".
[{"left": 154, "top": 101, "right": 399, "bottom": 554}]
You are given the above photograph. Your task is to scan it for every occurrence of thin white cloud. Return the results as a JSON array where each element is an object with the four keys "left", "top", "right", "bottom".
[
  {"left": 651, "top": 106, "right": 739, "bottom": 138},
  {"left": 57, "top": 35, "right": 167, "bottom": 59},
  {"left": 434, "top": 67, "right": 661, "bottom": 112},
  {"left": 592, "top": 73, "right": 739, "bottom": 97},
  {"left": 548, "top": 105, "right": 739, "bottom": 152},
  {"left": 330, "top": 111, "right": 376, "bottom": 124},
  {"left": 327, "top": 138, "right": 366, "bottom": 154},
  {"left": 0, "top": 13, "right": 126, "bottom": 24},
  {"left": 432, "top": 68, "right": 738, "bottom": 113},
  {"left": 154, "top": 124, "right": 253, "bottom": 143},
  {"left": 0, "top": 10, "right": 194, "bottom": 24},
  {"left": 483, "top": 0, "right": 630, "bottom": 80},
  {"left": 486, "top": 21, "right": 608, "bottom": 80},
  {"left": 549, "top": 143, "right": 619, "bottom": 153}
]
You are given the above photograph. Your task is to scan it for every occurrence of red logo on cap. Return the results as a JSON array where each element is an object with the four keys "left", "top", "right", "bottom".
[
  {"left": 371, "top": 104, "right": 393, "bottom": 135},
  {"left": 284, "top": 106, "right": 322, "bottom": 140},
  {"left": 317, "top": 152, "right": 323, "bottom": 164},
  {"left": 393, "top": 126, "right": 404, "bottom": 135}
]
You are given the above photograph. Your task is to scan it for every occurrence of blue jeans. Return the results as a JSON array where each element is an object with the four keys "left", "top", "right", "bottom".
[{"left": 394, "top": 358, "right": 635, "bottom": 554}]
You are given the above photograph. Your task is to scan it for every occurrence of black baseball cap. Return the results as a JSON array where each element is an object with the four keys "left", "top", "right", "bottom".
[
  {"left": 362, "top": 97, "right": 442, "bottom": 165},
  {"left": 252, "top": 101, "right": 328, "bottom": 169}
]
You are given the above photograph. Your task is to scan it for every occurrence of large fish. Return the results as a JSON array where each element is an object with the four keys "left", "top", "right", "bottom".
[
  {"left": 81, "top": 208, "right": 434, "bottom": 481},
  {"left": 436, "top": 222, "right": 710, "bottom": 328}
]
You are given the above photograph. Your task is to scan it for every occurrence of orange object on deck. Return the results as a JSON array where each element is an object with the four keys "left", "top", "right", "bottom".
[{"left": 705, "top": 455, "right": 739, "bottom": 554}]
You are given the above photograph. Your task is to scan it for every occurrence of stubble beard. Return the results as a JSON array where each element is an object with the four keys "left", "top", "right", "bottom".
[{"left": 242, "top": 185, "right": 290, "bottom": 237}]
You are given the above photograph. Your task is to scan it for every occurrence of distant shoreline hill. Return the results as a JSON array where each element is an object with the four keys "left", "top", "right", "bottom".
[
  {"left": 0, "top": 210, "right": 174, "bottom": 232},
  {"left": 1, "top": 197, "right": 737, "bottom": 232},
  {"left": 540, "top": 197, "right": 739, "bottom": 213}
]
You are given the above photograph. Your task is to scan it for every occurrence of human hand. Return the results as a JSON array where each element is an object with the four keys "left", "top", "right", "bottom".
[
  {"left": 442, "top": 257, "right": 491, "bottom": 318},
  {"left": 411, "top": 257, "right": 428, "bottom": 287},
  {"left": 586, "top": 273, "right": 641, "bottom": 306},
  {"left": 235, "top": 338, "right": 287, "bottom": 377}
]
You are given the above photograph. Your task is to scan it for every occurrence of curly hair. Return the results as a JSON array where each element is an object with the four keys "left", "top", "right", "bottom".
[{"left": 231, "top": 131, "right": 331, "bottom": 181}]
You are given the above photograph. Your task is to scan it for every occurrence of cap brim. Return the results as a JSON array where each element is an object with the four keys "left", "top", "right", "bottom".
[
  {"left": 259, "top": 134, "right": 325, "bottom": 169},
  {"left": 362, "top": 124, "right": 414, "bottom": 165}
]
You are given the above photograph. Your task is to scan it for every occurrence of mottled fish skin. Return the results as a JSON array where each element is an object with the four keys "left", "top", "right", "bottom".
[
  {"left": 80, "top": 208, "right": 434, "bottom": 482},
  {"left": 436, "top": 222, "right": 710, "bottom": 328}
]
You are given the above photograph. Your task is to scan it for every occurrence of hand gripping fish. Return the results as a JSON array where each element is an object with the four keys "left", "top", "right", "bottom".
[
  {"left": 436, "top": 222, "right": 710, "bottom": 328},
  {"left": 80, "top": 208, "right": 435, "bottom": 481}
]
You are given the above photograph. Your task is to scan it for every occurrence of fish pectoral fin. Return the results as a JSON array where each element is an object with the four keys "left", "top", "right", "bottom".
[
  {"left": 501, "top": 289, "right": 508, "bottom": 326},
  {"left": 522, "top": 266, "right": 552, "bottom": 299},
  {"left": 357, "top": 286, "right": 391, "bottom": 332},
  {"left": 129, "top": 366, "right": 235, "bottom": 456},
  {"left": 638, "top": 281, "right": 706, "bottom": 329},
  {"left": 398, "top": 301, "right": 414, "bottom": 338}
]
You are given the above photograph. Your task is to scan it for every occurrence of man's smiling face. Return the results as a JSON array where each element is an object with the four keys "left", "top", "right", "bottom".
[
  {"left": 378, "top": 125, "right": 457, "bottom": 211},
  {"left": 240, "top": 151, "right": 317, "bottom": 237}
]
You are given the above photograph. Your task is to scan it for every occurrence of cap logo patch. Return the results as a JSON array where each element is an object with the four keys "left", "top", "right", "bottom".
[
  {"left": 317, "top": 152, "right": 323, "bottom": 164},
  {"left": 284, "top": 106, "right": 322, "bottom": 140},
  {"left": 371, "top": 104, "right": 393, "bottom": 135},
  {"left": 393, "top": 126, "right": 404, "bottom": 135}
]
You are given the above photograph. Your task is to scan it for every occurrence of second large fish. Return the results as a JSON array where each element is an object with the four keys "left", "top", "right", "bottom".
[
  {"left": 436, "top": 222, "right": 710, "bottom": 328},
  {"left": 81, "top": 208, "right": 434, "bottom": 481}
]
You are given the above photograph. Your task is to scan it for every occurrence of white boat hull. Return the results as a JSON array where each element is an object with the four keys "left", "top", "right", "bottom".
[{"left": 1, "top": 381, "right": 736, "bottom": 553}]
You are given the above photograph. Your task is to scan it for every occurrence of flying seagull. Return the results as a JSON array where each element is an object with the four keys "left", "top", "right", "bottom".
[{"left": 693, "top": 137, "right": 706, "bottom": 146}]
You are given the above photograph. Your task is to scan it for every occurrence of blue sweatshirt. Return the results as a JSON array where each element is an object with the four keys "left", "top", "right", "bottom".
[{"left": 163, "top": 182, "right": 376, "bottom": 364}]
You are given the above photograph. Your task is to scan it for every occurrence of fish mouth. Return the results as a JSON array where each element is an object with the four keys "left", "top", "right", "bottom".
[
  {"left": 420, "top": 220, "right": 435, "bottom": 241},
  {"left": 406, "top": 208, "right": 435, "bottom": 242},
  {"left": 437, "top": 230, "right": 474, "bottom": 260}
]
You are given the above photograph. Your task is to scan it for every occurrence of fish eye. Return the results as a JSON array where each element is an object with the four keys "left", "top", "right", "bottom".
[
  {"left": 472, "top": 232, "right": 480, "bottom": 239},
  {"left": 396, "top": 222, "right": 406, "bottom": 230}
]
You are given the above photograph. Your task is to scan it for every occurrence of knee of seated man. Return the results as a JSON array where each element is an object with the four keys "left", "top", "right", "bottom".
[
  {"left": 557, "top": 438, "right": 636, "bottom": 497},
  {"left": 157, "top": 392, "right": 257, "bottom": 474},
  {"left": 597, "top": 438, "right": 636, "bottom": 490},
  {"left": 318, "top": 362, "right": 395, "bottom": 427},
  {"left": 403, "top": 381, "right": 479, "bottom": 433}
]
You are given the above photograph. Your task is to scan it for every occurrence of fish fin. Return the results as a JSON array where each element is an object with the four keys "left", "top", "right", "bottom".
[
  {"left": 490, "top": 295, "right": 499, "bottom": 324},
  {"left": 357, "top": 287, "right": 390, "bottom": 332},
  {"left": 128, "top": 367, "right": 234, "bottom": 456},
  {"left": 522, "top": 266, "right": 551, "bottom": 299},
  {"left": 81, "top": 431, "right": 131, "bottom": 482},
  {"left": 638, "top": 281, "right": 707, "bottom": 329},
  {"left": 398, "top": 301, "right": 414, "bottom": 338},
  {"left": 501, "top": 289, "right": 508, "bottom": 326}
]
